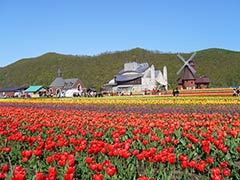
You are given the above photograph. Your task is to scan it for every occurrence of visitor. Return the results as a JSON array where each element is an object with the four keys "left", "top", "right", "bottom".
[{"left": 233, "top": 88, "right": 237, "bottom": 96}]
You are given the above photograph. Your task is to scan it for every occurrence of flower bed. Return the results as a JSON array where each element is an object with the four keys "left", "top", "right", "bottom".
[{"left": 0, "top": 97, "right": 239, "bottom": 180}]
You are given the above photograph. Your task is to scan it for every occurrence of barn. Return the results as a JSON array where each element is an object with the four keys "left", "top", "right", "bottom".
[{"left": 0, "top": 86, "right": 28, "bottom": 97}]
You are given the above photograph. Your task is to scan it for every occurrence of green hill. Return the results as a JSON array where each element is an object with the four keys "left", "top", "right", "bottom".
[{"left": 0, "top": 48, "right": 239, "bottom": 90}]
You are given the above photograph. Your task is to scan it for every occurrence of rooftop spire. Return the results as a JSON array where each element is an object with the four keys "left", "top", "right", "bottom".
[{"left": 57, "top": 68, "right": 62, "bottom": 77}]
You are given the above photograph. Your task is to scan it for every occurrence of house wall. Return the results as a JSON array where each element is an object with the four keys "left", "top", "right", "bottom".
[
  {"left": 31, "top": 92, "right": 40, "bottom": 98},
  {"left": 196, "top": 83, "right": 209, "bottom": 89},
  {"left": 142, "top": 77, "right": 156, "bottom": 90},
  {"left": 72, "top": 79, "right": 85, "bottom": 89},
  {"left": 178, "top": 85, "right": 183, "bottom": 90},
  {"left": 49, "top": 79, "right": 85, "bottom": 96},
  {"left": 0, "top": 92, "right": 15, "bottom": 97},
  {"left": 112, "top": 77, "right": 157, "bottom": 93},
  {"left": 183, "top": 80, "right": 195, "bottom": 89},
  {"left": 48, "top": 87, "right": 62, "bottom": 96}
]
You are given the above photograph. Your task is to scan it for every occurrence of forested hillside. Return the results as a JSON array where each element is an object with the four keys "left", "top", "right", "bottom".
[{"left": 0, "top": 48, "right": 239, "bottom": 90}]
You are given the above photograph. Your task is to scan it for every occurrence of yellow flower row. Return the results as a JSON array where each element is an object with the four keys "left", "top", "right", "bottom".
[{"left": 0, "top": 96, "right": 239, "bottom": 105}]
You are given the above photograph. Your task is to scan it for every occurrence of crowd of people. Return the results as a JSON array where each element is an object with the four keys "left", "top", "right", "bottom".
[{"left": 233, "top": 87, "right": 240, "bottom": 96}]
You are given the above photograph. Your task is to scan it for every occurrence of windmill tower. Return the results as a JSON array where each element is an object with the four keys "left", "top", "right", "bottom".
[{"left": 176, "top": 52, "right": 197, "bottom": 90}]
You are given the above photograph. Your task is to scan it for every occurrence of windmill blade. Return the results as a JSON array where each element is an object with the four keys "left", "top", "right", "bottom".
[
  {"left": 187, "top": 64, "right": 196, "bottom": 74},
  {"left": 177, "top": 65, "right": 185, "bottom": 75},
  {"left": 186, "top": 52, "right": 197, "bottom": 74},
  {"left": 176, "top": 54, "right": 187, "bottom": 75},
  {"left": 188, "top": 52, "right": 197, "bottom": 61},
  {"left": 177, "top": 52, "right": 197, "bottom": 75},
  {"left": 177, "top": 54, "right": 187, "bottom": 63}
]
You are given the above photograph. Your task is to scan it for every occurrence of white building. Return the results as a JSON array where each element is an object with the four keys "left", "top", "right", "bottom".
[{"left": 105, "top": 62, "right": 168, "bottom": 93}]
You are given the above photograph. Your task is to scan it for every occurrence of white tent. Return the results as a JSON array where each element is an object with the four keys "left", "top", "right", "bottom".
[{"left": 65, "top": 89, "right": 81, "bottom": 97}]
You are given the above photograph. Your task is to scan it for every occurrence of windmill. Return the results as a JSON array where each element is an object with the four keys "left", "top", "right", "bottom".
[
  {"left": 176, "top": 52, "right": 197, "bottom": 89},
  {"left": 177, "top": 52, "right": 196, "bottom": 75}
]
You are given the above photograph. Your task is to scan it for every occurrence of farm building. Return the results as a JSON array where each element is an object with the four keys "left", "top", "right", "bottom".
[
  {"left": 49, "top": 69, "right": 85, "bottom": 97},
  {"left": 25, "top": 85, "right": 47, "bottom": 98},
  {"left": 0, "top": 86, "right": 28, "bottom": 97},
  {"left": 105, "top": 62, "right": 168, "bottom": 93}
]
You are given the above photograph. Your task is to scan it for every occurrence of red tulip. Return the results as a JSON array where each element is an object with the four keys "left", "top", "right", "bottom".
[
  {"left": 211, "top": 167, "right": 220, "bottom": 176},
  {"left": 168, "top": 153, "right": 176, "bottom": 164},
  {"left": 106, "top": 166, "right": 116, "bottom": 177},
  {"left": 211, "top": 175, "right": 222, "bottom": 180},
  {"left": 103, "top": 160, "right": 111, "bottom": 167},
  {"left": 222, "top": 168, "right": 231, "bottom": 177},
  {"left": 237, "top": 146, "right": 240, "bottom": 153},
  {"left": 46, "top": 156, "right": 53, "bottom": 164},
  {"left": 67, "top": 166, "right": 76, "bottom": 174},
  {"left": 173, "top": 139, "right": 178, "bottom": 145},
  {"left": 85, "top": 156, "right": 93, "bottom": 164},
  {"left": 142, "top": 139, "right": 148, "bottom": 145},
  {"left": 90, "top": 163, "right": 97, "bottom": 171},
  {"left": 1, "top": 165, "right": 9, "bottom": 172},
  {"left": 58, "top": 159, "right": 66, "bottom": 167},
  {"left": 197, "top": 161, "right": 206, "bottom": 172},
  {"left": 220, "top": 161, "right": 228, "bottom": 168},
  {"left": 187, "top": 143, "right": 192, "bottom": 149},
  {"left": 181, "top": 160, "right": 188, "bottom": 169},
  {"left": 93, "top": 173, "right": 104, "bottom": 180},
  {"left": 68, "top": 154, "right": 75, "bottom": 166},
  {"left": 0, "top": 172, "right": 6, "bottom": 179},
  {"left": 34, "top": 149, "right": 43, "bottom": 156},
  {"left": 189, "top": 160, "right": 196, "bottom": 168},
  {"left": 48, "top": 166, "right": 57, "bottom": 180},
  {"left": 36, "top": 172, "right": 45, "bottom": 180},
  {"left": 96, "top": 164, "right": 103, "bottom": 171},
  {"left": 137, "top": 176, "right": 149, "bottom": 180},
  {"left": 4, "top": 147, "right": 11, "bottom": 153},
  {"left": 64, "top": 173, "right": 74, "bottom": 180},
  {"left": 207, "top": 157, "right": 214, "bottom": 164}
]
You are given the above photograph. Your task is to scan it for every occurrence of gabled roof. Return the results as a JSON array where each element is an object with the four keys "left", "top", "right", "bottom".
[
  {"left": 49, "top": 77, "right": 65, "bottom": 87},
  {"left": 49, "top": 68, "right": 85, "bottom": 90},
  {"left": 195, "top": 76, "right": 211, "bottom": 84},
  {"left": 177, "top": 78, "right": 183, "bottom": 85},
  {"left": 50, "top": 77, "right": 80, "bottom": 90},
  {"left": 63, "top": 78, "right": 79, "bottom": 90},
  {"left": 0, "top": 86, "right": 28, "bottom": 92},
  {"left": 25, "top": 86, "right": 42, "bottom": 92}
]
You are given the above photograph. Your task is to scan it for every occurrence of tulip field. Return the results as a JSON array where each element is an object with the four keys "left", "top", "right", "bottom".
[{"left": 0, "top": 96, "right": 239, "bottom": 180}]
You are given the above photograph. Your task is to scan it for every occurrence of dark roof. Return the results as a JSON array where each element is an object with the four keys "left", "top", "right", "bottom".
[
  {"left": 177, "top": 78, "right": 183, "bottom": 85},
  {"left": 182, "top": 66, "right": 196, "bottom": 80},
  {"left": 63, "top": 78, "right": 79, "bottom": 90},
  {"left": 0, "top": 86, "right": 28, "bottom": 92},
  {"left": 50, "top": 77, "right": 81, "bottom": 90},
  {"left": 115, "top": 74, "right": 143, "bottom": 82},
  {"left": 195, "top": 76, "right": 211, "bottom": 84},
  {"left": 49, "top": 77, "right": 65, "bottom": 87}
]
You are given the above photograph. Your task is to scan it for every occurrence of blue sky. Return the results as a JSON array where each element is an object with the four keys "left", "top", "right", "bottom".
[{"left": 1, "top": 0, "right": 240, "bottom": 67}]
